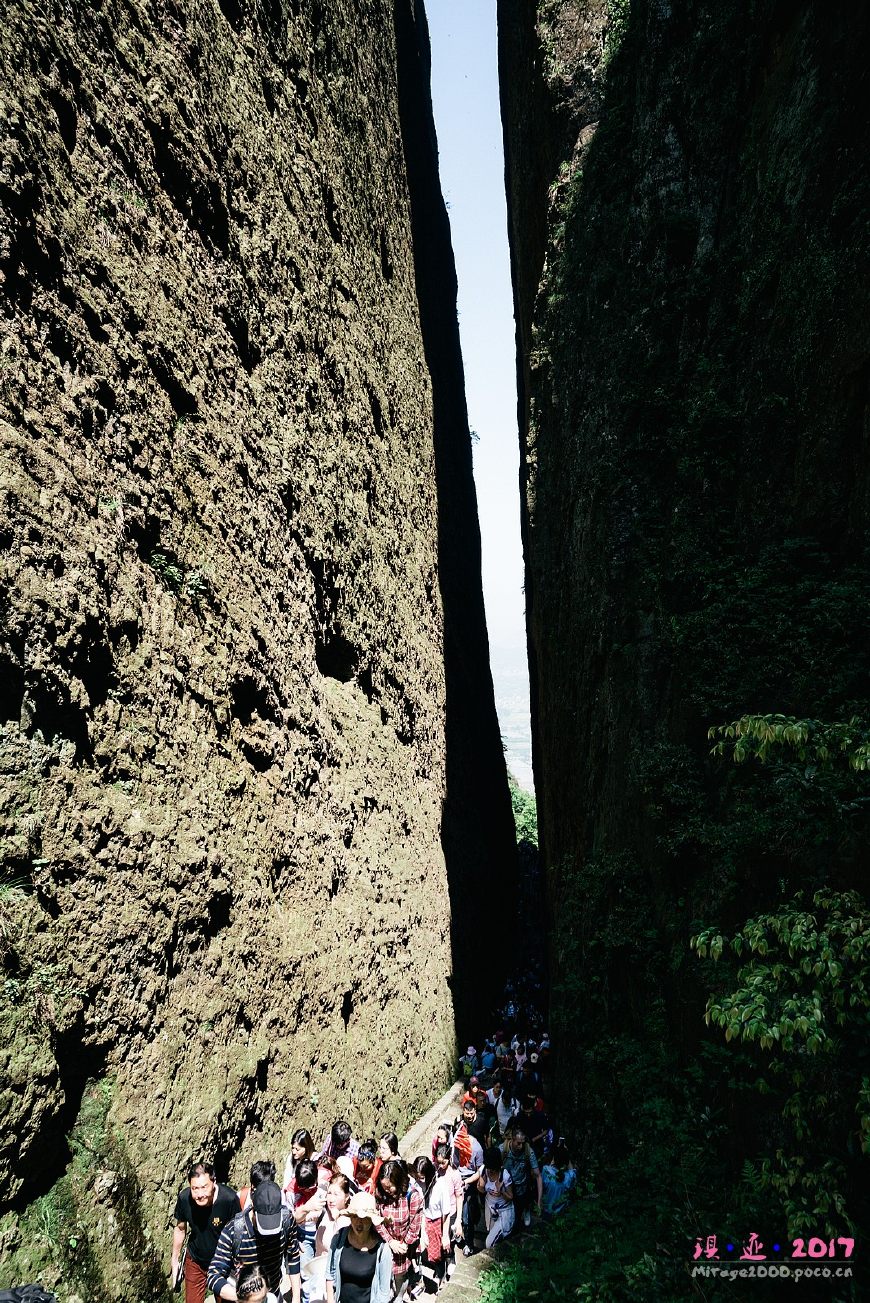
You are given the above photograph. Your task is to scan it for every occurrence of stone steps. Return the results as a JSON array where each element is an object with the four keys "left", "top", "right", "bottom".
[{"left": 397, "top": 1082, "right": 544, "bottom": 1301}]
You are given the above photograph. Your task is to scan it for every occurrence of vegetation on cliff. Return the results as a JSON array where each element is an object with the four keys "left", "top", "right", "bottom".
[
  {"left": 499, "top": 0, "right": 870, "bottom": 1295},
  {"left": 508, "top": 775, "right": 538, "bottom": 849}
]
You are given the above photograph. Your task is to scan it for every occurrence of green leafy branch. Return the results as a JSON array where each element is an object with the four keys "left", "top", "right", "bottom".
[
  {"left": 708, "top": 713, "right": 870, "bottom": 770},
  {"left": 692, "top": 889, "right": 869, "bottom": 1060}
]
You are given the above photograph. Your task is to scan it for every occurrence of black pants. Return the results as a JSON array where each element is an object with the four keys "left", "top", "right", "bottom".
[
  {"left": 512, "top": 1183, "right": 535, "bottom": 1229},
  {"left": 462, "top": 1184, "right": 481, "bottom": 1245}
]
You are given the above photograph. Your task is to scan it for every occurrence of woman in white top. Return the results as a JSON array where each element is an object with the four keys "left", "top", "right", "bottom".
[
  {"left": 487, "top": 1079, "right": 520, "bottom": 1138},
  {"left": 476, "top": 1146, "right": 515, "bottom": 1248},
  {"left": 412, "top": 1156, "right": 451, "bottom": 1295},
  {"left": 305, "top": 1173, "right": 352, "bottom": 1303},
  {"left": 433, "top": 1143, "right": 462, "bottom": 1282},
  {"left": 283, "top": 1128, "right": 317, "bottom": 1191}
]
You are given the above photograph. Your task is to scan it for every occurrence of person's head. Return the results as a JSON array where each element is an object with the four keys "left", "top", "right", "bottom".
[
  {"left": 378, "top": 1132, "right": 400, "bottom": 1162},
  {"left": 473, "top": 1086, "right": 488, "bottom": 1109},
  {"left": 490, "top": 1080, "right": 502, "bottom": 1098},
  {"left": 509, "top": 1128, "right": 527, "bottom": 1155},
  {"left": 376, "top": 1157, "right": 409, "bottom": 1202},
  {"left": 347, "top": 1190, "right": 382, "bottom": 1237},
  {"left": 250, "top": 1160, "right": 276, "bottom": 1189},
  {"left": 484, "top": 1146, "right": 503, "bottom": 1176},
  {"left": 434, "top": 1142, "right": 451, "bottom": 1176},
  {"left": 327, "top": 1173, "right": 351, "bottom": 1214},
  {"left": 356, "top": 1141, "right": 377, "bottom": 1181},
  {"left": 237, "top": 1264, "right": 269, "bottom": 1303},
  {"left": 462, "top": 1098, "right": 477, "bottom": 1121},
  {"left": 522, "top": 1093, "right": 537, "bottom": 1113},
  {"left": 412, "top": 1155, "right": 435, "bottom": 1202},
  {"left": 413, "top": 1155, "right": 435, "bottom": 1181},
  {"left": 251, "top": 1179, "right": 283, "bottom": 1236},
  {"left": 291, "top": 1128, "right": 315, "bottom": 1163},
  {"left": 435, "top": 1123, "right": 451, "bottom": 1148},
  {"left": 294, "top": 1158, "right": 318, "bottom": 1195},
  {"left": 187, "top": 1161, "right": 216, "bottom": 1206},
  {"left": 330, "top": 1120, "right": 353, "bottom": 1154}
]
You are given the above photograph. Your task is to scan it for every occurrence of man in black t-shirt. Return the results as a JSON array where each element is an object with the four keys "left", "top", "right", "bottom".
[
  {"left": 459, "top": 1097, "right": 489, "bottom": 1150},
  {"left": 170, "top": 1160, "right": 240, "bottom": 1303}
]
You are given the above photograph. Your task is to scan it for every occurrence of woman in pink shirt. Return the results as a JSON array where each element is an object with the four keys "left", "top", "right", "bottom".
[{"left": 434, "top": 1143, "right": 462, "bottom": 1282}]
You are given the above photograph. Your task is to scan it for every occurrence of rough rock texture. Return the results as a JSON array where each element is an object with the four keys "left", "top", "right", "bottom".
[
  {"left": 500, "top": 0, "right": 870, "bottom": 1145},
  {"left": 0, "top": 0, "right": 513, "bottom": 1293}
]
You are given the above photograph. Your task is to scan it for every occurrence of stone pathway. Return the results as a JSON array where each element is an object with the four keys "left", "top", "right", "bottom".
[{"left": 397, "top": 1080, "right": 519, "bottom": 1303}]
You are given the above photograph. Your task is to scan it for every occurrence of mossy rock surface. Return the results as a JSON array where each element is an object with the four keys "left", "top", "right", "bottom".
[{"left": 0, "top": 0, "right": 514, "bottom": 1291}]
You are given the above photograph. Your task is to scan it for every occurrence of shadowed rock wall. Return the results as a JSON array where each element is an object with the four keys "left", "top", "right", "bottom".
[
  {"left": 500, "top": 0, "right": 870, "bottom": 1147},
  {"left": 0, "top": 0, "right": 512, "bottom": 1292},
  {"left": 393, "top": 0, "right": 518, "bottom": 1042}
]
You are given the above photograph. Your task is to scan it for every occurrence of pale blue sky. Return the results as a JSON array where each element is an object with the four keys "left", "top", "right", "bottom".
[{"left": 426, "top": 0, "right": 525, "bottom": 652}]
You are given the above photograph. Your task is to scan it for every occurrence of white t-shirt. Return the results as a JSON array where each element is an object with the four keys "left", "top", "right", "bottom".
[
  {"left": 492, "top": 1092, "right": 519, "bottom": 1133},
  {"left": 425, "top": 1177, "right": 451, "bottom": 1222},
  {"left": 483, "top": 1168, "right": 513, "bottom": 1215}
]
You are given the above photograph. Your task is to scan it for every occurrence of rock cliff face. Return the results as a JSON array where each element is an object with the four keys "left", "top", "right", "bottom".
[
  {"left": 500, "top": 0, "right": 870, "bottom": 1150},
  {"left": 0, "top": 0, "right": 513, "bottom": 1292}
]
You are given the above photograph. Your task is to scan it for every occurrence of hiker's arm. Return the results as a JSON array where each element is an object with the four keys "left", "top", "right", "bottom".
[
  {"left": 169, "top": 1221, "right": 185, "bottom": 1282},
  {"left": 206, "top": 1223, "right": 237, "bottom": 1300},
  {"left": 294, "top": 1191, "right": 324, "bottom": 1224},
  {"left": 286, "top": 1269, "right": 301, "bottom": 1303}
]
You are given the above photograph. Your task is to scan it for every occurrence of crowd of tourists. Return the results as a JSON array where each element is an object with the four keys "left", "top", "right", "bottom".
[{"left": 171, "top": 1030, "right": 576, "bottom": 1303}]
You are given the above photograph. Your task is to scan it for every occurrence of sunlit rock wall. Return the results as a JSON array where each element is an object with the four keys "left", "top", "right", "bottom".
[{"left": 0, "top": 0, "right": 513, "bottom": 1292}]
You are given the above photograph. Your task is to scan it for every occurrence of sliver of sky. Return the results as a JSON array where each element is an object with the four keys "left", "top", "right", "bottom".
[{"left": 426, "top": 0, "right": 534, "bottom": 790}]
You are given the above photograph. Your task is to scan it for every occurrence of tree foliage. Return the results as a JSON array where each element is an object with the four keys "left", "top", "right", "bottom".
[
  {"left": 693, "top": 890, "right": 869, "bottom": 1056},
  {"left": 709, "top": 713, "right": 870, "bottom": 771},
  {"left": 695, "top": 715, "right": 870, "bottom": 1234},
  {"left": 508, "top": 775, "right": 538, "bottom": 847}
]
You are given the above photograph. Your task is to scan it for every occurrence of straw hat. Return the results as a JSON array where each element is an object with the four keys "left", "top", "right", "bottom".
[{"left": 347, "top": 1191, "right": 383, "bottom": 1225}]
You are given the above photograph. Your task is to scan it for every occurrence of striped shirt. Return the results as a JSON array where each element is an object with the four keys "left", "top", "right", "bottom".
[{"left": 207, "top": 1207, "right": 300, "bottom": 1297}]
